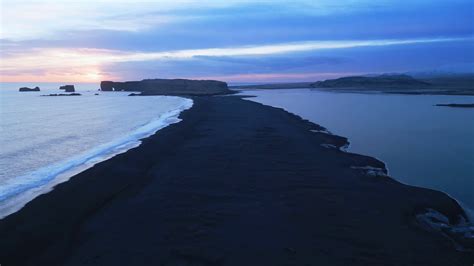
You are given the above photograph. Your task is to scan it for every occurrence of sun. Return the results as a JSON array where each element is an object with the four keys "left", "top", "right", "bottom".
[{"left": 84, "top": 71, "right": 102, "bottom": 82}]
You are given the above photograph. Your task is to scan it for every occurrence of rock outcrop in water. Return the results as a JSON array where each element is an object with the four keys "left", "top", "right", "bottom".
[
  {"left": 435, "top": 103, "right": 474, "bottom": 108},
  {"left": 312, "top": 74, "right": 431, "bottom": 88},
  {"left": 19, "top": 86, "right": 40, "bottom": 92},
  {"left": 59, "top": 85, "right": 75, "bottom": 92},
  {"left": 100, "top": 79, "right": 231, "bottom": 96},
  {"left": 41, "top": 93, "right": 82, "bottom": 97}
]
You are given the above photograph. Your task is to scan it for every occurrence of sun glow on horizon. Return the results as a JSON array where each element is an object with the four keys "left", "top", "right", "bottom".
[
  {"left": 84, "top": 70, "right": 104, "bottom": 82},
  {"left": 0, "top": 67, "right": 110, "bottom": 83}
]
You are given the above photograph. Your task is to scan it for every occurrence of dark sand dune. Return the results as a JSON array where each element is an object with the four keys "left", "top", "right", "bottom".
[{"left": 0, "top": 96, "right": 471, "bottom": 265}]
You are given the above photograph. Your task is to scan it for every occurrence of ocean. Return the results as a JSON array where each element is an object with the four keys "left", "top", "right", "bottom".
[
  {"left": 243, "top": 88, "right": 474, "bottom": 215},
  {"left": 0, "top": 82, "right": 192, "bottom": 218}
]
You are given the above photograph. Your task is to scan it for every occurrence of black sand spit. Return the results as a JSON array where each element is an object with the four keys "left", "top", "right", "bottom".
[{"left": 0, "top": 96, "right": 472, "bottom": 265}]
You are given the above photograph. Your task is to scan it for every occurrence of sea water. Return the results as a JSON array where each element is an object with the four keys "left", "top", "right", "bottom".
[
  {"left": 0, "top": 83, "right": 193, "bottom": 218},
  {"left": 243, "top": 88, "right": 474, "bottom": 212}
]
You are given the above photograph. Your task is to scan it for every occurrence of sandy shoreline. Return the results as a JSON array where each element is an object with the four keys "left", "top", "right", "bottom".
[{"left": 0, "top": 96, "right": 472, "bottom": 265}]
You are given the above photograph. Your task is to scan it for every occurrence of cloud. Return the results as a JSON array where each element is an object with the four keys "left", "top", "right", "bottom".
[
  {"left": 3, "top": 37, "right": 467, "bottom": 69},
  {"left": 1, "top": 37, "right": 470, "bottom": 82},
  {"left": 1, "top": 0, "right": 472, "bottom": 82},
  {"left": 0, "top": 0, "right": 210, "bottom": 40},
  {"left": 5, "top": 0, "right": 471, "bottom": 42}
]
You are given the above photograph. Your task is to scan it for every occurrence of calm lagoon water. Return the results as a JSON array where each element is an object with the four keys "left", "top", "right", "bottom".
[
  {"left": 243, "top": 89, "right": 474, "bottom": 212},
  {"left": 0, "top": 82, "right": 192, "bottom": 218}
]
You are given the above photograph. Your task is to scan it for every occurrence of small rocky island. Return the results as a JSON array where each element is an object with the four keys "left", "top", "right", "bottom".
[
  {"left": 59, "top": 85, "right": 75, "bottom": 92},
  {"left": 19, "top": 86, "right": 40, "bottom": 92},
  {"left": 100, "top": 78, "right": 232, "bottom": 96}
]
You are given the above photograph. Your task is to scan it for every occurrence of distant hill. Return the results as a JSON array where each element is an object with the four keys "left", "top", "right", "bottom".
[
  {"left": 309, "top": 74, "right": 474, "bottom": 95},
  {"left": 230, "top": 73, "right": 474, "bottom": 95},
  {"left": 311, "top": 74, "right": 431, "bottom": 88}
]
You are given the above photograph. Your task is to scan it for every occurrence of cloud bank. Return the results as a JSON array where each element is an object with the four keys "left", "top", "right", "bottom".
[{"left": 1, "top": 0, "right": 473, "bottom": 82}]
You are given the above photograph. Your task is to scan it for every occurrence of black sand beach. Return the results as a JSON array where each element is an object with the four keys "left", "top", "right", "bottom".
[{"left": 0, "top": 96, "right": 472, "bottom": 265}]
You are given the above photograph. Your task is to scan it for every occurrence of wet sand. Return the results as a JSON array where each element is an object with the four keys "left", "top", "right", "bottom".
[{"left": 0, "top": 96, "right": 471, "bottom": 265}]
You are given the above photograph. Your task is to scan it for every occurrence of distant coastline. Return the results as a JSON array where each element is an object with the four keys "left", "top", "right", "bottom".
[{"left": 231, "top": 74, "right": 474, "bottom": 96}]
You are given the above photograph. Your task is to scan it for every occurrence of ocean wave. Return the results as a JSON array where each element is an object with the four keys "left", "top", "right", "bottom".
[{"left": 0, "top": 98, "right": 193, "bottom": 219}]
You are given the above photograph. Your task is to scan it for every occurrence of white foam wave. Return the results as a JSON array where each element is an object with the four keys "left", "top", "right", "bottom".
[{"left": 0, "top": 98, "right": 193, "bottom": 219}]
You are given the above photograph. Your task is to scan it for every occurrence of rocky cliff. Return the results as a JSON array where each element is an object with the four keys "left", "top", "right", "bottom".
[{"left": 100, "top": 79, "right": 231, "bottom": 96}]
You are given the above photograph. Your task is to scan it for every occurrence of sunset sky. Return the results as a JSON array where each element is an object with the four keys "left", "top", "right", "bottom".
[{"left": 1, "top": 0, "right": 473, "bottom": 83}]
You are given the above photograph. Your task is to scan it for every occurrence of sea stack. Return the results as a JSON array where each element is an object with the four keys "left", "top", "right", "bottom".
[
  {"left": 59, "top": 85, "right": 75, "bottom": 92},
  {"left": 19, "top": 86, "right": 40, "bottom": 92}
]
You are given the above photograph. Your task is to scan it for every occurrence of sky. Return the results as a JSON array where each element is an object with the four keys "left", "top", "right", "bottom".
[{"left": 0, "top": 0, "right": 473, "bottom": 83}]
